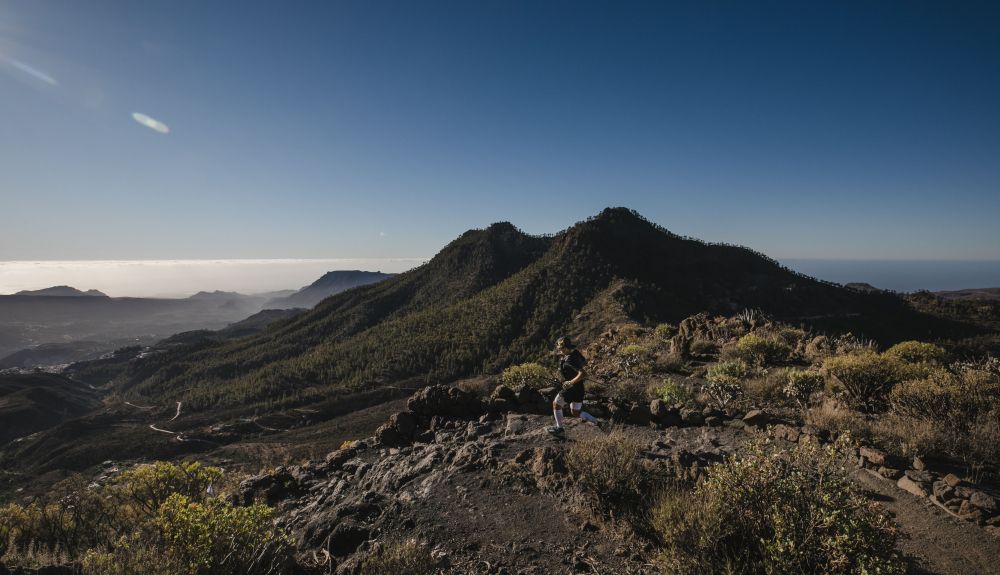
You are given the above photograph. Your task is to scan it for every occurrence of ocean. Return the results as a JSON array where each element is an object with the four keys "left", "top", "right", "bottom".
[{"left": 779, "top": 259, "right": 1000, "bottom": 293}]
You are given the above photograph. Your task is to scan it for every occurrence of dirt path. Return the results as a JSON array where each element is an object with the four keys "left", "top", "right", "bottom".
[{"left": 853, "top": 469, "right": 1000, "bottom": 575}]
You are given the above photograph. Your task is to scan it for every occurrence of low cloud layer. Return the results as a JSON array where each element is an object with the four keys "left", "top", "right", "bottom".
[{"left": 0, "top": 259, "right": 426, "bottom": 298}]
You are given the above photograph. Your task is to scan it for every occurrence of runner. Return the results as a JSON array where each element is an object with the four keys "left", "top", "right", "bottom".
[{"left": 547, "top": 336, "right": 605, "bottom": 436}]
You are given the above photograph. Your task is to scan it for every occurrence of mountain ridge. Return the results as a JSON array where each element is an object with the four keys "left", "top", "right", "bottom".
[{"left": 101, "top": 207, "right": 983, "bottom": 414}]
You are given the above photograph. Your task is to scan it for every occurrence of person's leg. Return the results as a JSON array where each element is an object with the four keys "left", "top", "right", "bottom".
[
  {"left": 552, "top": 393, "right": 565, "bottom": 429},
  {"left": 572, "top": 402, "right": 599, "bottom": 425}
]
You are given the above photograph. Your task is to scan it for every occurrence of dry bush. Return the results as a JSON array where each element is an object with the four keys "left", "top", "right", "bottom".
[
  {"left": 704, "top": 361, "right": 748, "bottom": 409},
  {"left": 804, "top": 399, "right": 873, "bottom": 444},
  {"left": 653, "top": 350, "right": 685, "bottom": 373},
  {"left": 567, "top": 429, "right": 653, "bottom": 515},
  {"left": 652, "top": 437, "right": 904, "bottom": 575},
  {"left": 743, "top": 368, "right": 788, "bottom": 404},
  {"left": 358, "top": 539, "right": 436, "bottom": 575}
]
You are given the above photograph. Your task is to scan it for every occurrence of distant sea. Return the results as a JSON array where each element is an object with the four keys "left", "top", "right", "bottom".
[{"left": 780, "top": 259, "right": 1000, "bottom": 293}]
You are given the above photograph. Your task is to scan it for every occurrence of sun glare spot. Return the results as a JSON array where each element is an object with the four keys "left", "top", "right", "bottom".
[{"left": 131, "top": 112, "right": 170, "bottom": 134}]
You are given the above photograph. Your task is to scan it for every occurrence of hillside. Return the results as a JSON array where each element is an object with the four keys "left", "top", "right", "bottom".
[
  {"left": 0, "top": 372, "right": 101, "bottom": 445},
  {"left": 266, "top": 270, "right": 396, "bottom": 309},
  {"left": 103, "top": 208, "right": 980, "bottom": 414}
]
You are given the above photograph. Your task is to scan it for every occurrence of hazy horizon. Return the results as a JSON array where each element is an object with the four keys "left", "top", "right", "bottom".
[
  {"left": 2, "top": 257, "right": 998, "bottom": 298},
  {"left": 0, "top": 258, "right": 427, "bottom": 298}
]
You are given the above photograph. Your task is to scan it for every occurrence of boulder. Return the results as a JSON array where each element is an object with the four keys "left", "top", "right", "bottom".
[
  {"left": 374, "top": 422, "right": 404, "bottom": 447},
  {"left": 327, "top": 521, "right": 371, "bottom": 556},
  {"left": 897, "top": 476, "right": 929, "bottom": 498},
  {"left": 608, "top": 403, "right": 628, "bottom": 423},
  {"left": 912, "top": 456, "right": 926, "bottom": 471},
  {"left": 704, "top": 415, "right": 723, "bottom": 427},
  {"left": 944, "top": 473, "right": 963, "bottom": 487},
  {"left": 324, "top": 448, "right": 357, "bottom": 472},
  {"left": 515, "top": 386, "right": 547, "bottom": 413},
  {"left": 770, "top": 424, "right": 800, "bottom": 443},
  {"left": 649, "top": 399, "right": 668, "bottom": 420},
  {"left": 859, "top": 446, "right": 887, "bottom": 467},
  {"left": 878, "top": 466, "right": 903, "bottom": 480},
  {"left": 904, "top": 469, "right": 933, "bottom": 483},
  {"left": 491, "top": 385, "right": 518, "bottom": 404},
  {"left": 626, "top": 403, "right": 651, "bottom": 426},
  {"left": 389, "top": 411, "right": 418, "bottom": 439},
  {"left": 932, "top": 480, "right": 954, "bottom": 501},
  {"left": 742, "top": 409, "right": 769, "bottom": 428},
  {"left": 959, "top": 500, "right": 986, "bottom": 524},
  {"left": 680, "top": 408, "right": 704, "bottom": 426},
  {"left": 970, "top": 491, "right": 998, "bottom": 513},
  {"left": 408, "top": 385, "right": 483, "bottom": 419}
]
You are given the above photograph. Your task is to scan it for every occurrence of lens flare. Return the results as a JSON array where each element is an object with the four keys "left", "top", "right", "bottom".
[
  {"left": 131, "top": 112, "right": 170, "bottom": 134},
  {"left": 2, "top": 56, "right": 58, "bottom": 85}
]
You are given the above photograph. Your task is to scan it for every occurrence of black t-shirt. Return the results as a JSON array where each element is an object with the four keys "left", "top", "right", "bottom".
[{"left": 559, "top": 349, "right": 587, "bottom": 403}]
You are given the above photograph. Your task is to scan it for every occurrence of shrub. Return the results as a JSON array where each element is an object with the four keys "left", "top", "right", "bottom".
[
  {"left": 358, "top": 539, "right": 436, "bottom": 575},
  {"left": 743, "top": 368, "right": 788, "bottom": 404},
  {"left": 704, "top": 361, "right": 748, "bottom": 409},
  {"left": 653, "top": 323, "right": 676, "bottom": 340},
  {"left": 653, "top": 350, "right": 685, "bottom": 373},
  {"left": 734, "top": 333, "right": 790, "bottom": 366},
  {"left": 783, "top": 368, "right": 824, "bottom": 407},
  {"left": 648, "top": 378, "right": 694, "bottom": 405},
  {"left": 566, "top": 430, "right": 651, "bottom": 514},
  {"left": 822, "top": 352, "right": 903, "bottom": 412},
  {"left": 2, "top": 461, "right": 291, "bottom": 575},
  {"left": 500, "top": 363, "right": 553, "bottom": 390},
  {"left": 617, "top": 344, "right": 653, "bottom": 377},
  {"left": 884, "top": 341, "right": 948, "bottom": 365},
  {"left": 652, "top": 437, "right": 905, "bottom": 575},
  {"left": 890, "top": 367, "right": 1000, "bottom": 424},
  {"left": 804, "top": 399, "right": 874, "bottom": 444},
  {"left": 155, "top": 493, "right": 290, "bottom": 575}
]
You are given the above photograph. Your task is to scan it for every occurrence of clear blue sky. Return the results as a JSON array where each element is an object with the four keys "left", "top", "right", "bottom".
[{"left": 2, "top": 0, "right": 998, "bottom": 261}]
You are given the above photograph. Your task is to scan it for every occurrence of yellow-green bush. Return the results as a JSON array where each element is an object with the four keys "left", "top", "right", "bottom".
[
  {"left": 783, "top": 368, "right": 824, "bottom": 407},
  {"left": 2, "top": 461, "right": 291, "bottom": 575},
  {"left": 884, "top": 341, "right": 948, "bottom": 365},
  {"left": 704, "top": 361, "right": 748, "bottom": 409},
  {"left": 734, "top": 333, "right": 791, "bottom": 366},
  {"left": 500, "top": 362, "right": 553, "bottom": 390},
  {"left": 648, "top": 378, "right": 694, "bottom": 405},
  {"left": 618, "top": 344, "right": 653, "bottom": 377},
  {"left": 155, "top": 493, "right": 289, "bottom": 575},
  {"left": 653, "top": 323, "right": 676, "bottom": 340},
  {"left": 822, "top": 352, "right": 904, "bottom": 412},
  {"left": 890, "top": 367, "right": 1000, "bottom": 422},
  {"left": 652, "top": 437, "right": 904, "bottom": 575}
]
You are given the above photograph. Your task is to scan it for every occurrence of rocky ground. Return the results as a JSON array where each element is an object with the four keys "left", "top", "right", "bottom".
[
  {"left": 237, "top": 385, "right": 749, "bottom": 574},
  {"left": 232, "top": 383, "right": 1000, "bottom": 575}
]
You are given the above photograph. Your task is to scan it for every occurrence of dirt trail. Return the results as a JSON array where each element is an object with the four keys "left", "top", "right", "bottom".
[{"left": 853, "top": 469, "right": 1000, "bottom": 575}]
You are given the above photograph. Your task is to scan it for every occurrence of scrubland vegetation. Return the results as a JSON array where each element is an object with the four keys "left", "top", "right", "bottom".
[{"left": 0, "top": 462, "right": 291, "bottom": 575}]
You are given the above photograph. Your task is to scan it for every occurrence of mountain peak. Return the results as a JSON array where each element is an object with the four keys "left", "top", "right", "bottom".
[{"left": 14, "top": 286, "right": 108, "bottom": 297}]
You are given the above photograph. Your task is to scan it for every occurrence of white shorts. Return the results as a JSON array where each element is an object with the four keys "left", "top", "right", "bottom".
[{"left": 553, "top": 392, "right": 582, "bottom": 412}]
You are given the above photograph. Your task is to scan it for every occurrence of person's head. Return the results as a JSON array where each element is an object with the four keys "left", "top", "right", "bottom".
[{"left": 555, "top": 336, "right": 574, "bottom": 353}]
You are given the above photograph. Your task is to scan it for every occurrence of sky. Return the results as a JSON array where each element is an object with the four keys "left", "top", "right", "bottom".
[{"left": 1, "top": 1, "right": 999, "bottom": 284}]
